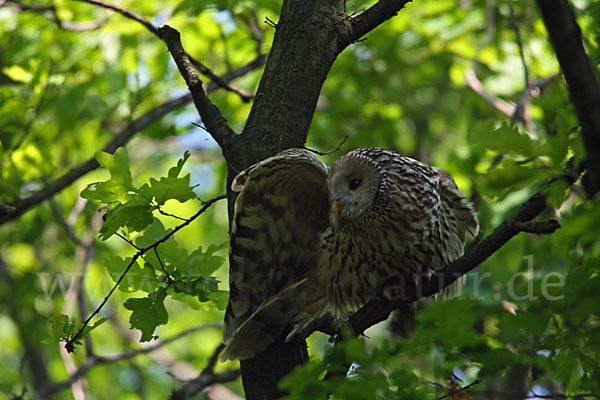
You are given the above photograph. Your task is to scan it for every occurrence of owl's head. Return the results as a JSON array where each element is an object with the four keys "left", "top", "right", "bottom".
[{"left": 328, "top": 151, "right": 384, "bottom": 222}]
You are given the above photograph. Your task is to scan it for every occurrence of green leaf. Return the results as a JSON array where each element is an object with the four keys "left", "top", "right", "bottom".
[
  {"left": 167, "top": 151, "right": 191, "bottom": 178},
  {"left": 78, "top": 317, "right": 109, "bottom": 338},
  {"left": 206, "top": 290, "right": 229, "bottom": 310},
  {"left": 152, "top": 240, "right": 189, "bottom": 276},
  {"left": 186, "top": 243, "right": 226, "bottom": 278},
  {"left": 542, "top": 179, "right": 570, "bottom": 208},
  {"left": 471, "top": 119, "right": 542, "bottom": 157},
  {"left": 195, "top": 276, "right": 220, "bottom": 301},
  {"left": 477, "top": 159, "right": 559, "bottom": 198},
  {"left": 96, "top": 148, "right": 134, "bottom": 188},
  {"left": 136, "top": 152, "right": 196, "bottom": 205},
  {"left": 124, "top": 288, "right": 168, "bottom": 342},
  {"left": 477, "top": 348, "right": 517, "bottom": 378},
  {"left": 169, "top": 291, "right": 203, "bottom": 310},
  {"left": 48, "top": 312, "right": 73, "bottom": 341},
  {"left": 2, "top": 65, "right": 32, "bottom": 83},
  {"left": 138, "top": 175, "right": 196, "bottom": 206},
  {"left": 81, "top": 148, "right": 137, "bottom": 203},
  {"left": 99, "top": 199, "right": 153, "bottom": 240},
  {"left": 105, "top": 255, "right": 159, "bottom": 293},
  {"left": 134, "top": 218, "right": 170, "bottom": 248}
]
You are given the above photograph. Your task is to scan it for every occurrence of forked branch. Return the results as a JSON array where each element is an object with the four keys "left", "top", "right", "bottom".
[{"left": 64, "top": 194, "right": 226, "bottom": 353}]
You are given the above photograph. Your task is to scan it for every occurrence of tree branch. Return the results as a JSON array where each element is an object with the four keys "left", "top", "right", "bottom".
[
  {"left": 536, "top": 0, "right": 600, "bottom": 195},
  {"left": 170, "top": 370, "right": 242, "bottom": 400},
  {"left": 159, "top": 25, "right": 236, "bottom": 153},
  {"left": 170, "top": 344, "right": 241, "bottom": 400},
  {"left": 77, "top": 0, "right": 256, "bottom": 101},
  {"left": 0, "top": 55, "right": 266, "bottom": 227},
  {"left": 36, "top": 324, "right": 221, "bottom": 399},
  {"left": 65, "top": 194, "right": 226, "bottom": 352},
  {"left": 77, "top": 0, "right": 158, "bottom": 34},
  {"left": 0, "top": 93, "right": 189, "bottom": 226},
  {"left": 346, "top": 0, "right": 413, "bottom": 45}
]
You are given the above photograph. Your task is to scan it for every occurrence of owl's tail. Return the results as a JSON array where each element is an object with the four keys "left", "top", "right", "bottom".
[{"left": 220, "top": 278, "right": 327, "bottom": 361}]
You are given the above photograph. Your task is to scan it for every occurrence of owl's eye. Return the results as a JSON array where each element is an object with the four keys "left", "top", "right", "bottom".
[{"left": 349, "top": 178, "right": 362, "bottom": 190}]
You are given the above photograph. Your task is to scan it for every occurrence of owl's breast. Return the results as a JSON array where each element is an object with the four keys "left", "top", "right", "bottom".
[{"left": 319, "top": 213, "right": 430, "bottom": 314}]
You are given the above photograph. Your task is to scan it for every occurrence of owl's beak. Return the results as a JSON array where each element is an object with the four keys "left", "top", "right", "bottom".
[{"left": 332, "top": 200, "right": 340, "bottom": 215}]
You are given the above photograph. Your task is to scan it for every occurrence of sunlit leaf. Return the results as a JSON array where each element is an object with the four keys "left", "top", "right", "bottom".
[{"left": 124, "top": 288, "right": 169, "bottom": 342}]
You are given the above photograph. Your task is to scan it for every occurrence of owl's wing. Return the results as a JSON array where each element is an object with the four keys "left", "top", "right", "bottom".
[
  {"left": 222, "top": 149, "right": 330, "bottom": 361},
  {"left": 435, "top": 168, "right": 479, "bottom": 243}
]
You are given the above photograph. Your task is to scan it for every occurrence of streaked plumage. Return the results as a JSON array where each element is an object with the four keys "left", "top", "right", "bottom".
[{"left": 221, "top": 148, "right": 478, "bottom": 361}]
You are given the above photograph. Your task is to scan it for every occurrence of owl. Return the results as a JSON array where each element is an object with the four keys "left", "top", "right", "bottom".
[{"left": 220, "top": 148, "right": 478, "bottom": 361}]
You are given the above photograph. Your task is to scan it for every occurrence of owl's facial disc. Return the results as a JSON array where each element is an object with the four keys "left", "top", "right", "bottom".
[{"left": 328, "top": 155, "right": 381, "bottom": 221}]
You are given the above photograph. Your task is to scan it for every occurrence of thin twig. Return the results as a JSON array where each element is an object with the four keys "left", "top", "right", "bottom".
[
  {"left": 512, "top": 71, "right": 562, "bottom": 129},
  {"left": 239, "top": 10, "right": 264, "bottom": 56},
  {"left": 436, "top": 380, "right": 481, "bottom": 400},
  {"left": 65, "top": 194, "right": 226, "bottom": 351},
  {"left": 465, "top": 69, "right": 516, "bottom": 116},
  {"left": 77, "top": 0, "right": 158, "bottom": 35},
  {"left": 115, "top": 232, "right": 141, "bottom": 250},
  {"left": 170, "top": 370, "right": 242, "bottom": 400},
  {"left": 154, "top": 246, "right": 173, "bottom": 284},
  {"left": 186, "top": 53, "right": 255, "bottom": 102},
  {"left": 49, "top": 199, "right": 86, "bottom": 247},
  {"left": 305, "top": 135, "right": 349, "bottom": 156},
  {"left": 201, "top": 343, "right": 225, "bottom": 375},
  {"left": 264, "top": 16, "right": 278, "bottom": 28},
  {"left": 510, "top": 6, "right": 529, "bottom": 86},
  {"left": 154, "top": 206, "right": 188, "bottom": 221},
  {"left": 191, "top": 122, "right": 209, "bottom": 133}
]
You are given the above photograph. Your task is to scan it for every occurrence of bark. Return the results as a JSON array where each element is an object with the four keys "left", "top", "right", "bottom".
[
  {"left": 221, "top": 1, "right": 412, "bottom": 397},
  {"left": 536, "top": 0, "right": 600, "bottom": 195},
  {"left": 231, "top": 2, "right": 347, "bottom": 397}
]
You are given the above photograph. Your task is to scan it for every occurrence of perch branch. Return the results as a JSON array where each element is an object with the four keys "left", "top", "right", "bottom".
[{"left": 348, "top": 192, "right": 559, "bottom": 336}]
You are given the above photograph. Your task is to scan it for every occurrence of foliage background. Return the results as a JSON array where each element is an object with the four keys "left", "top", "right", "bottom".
[{"left": 0, "top": 0, "right": 599, "bottom": 399}]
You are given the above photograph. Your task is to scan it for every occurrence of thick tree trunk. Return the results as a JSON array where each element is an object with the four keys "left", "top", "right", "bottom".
[
  {"left": 227, "top": 2, "right": 346, "bottom": 397},
  {"left": 219, "top": 1, "right": 412, "bottom": 397}
]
